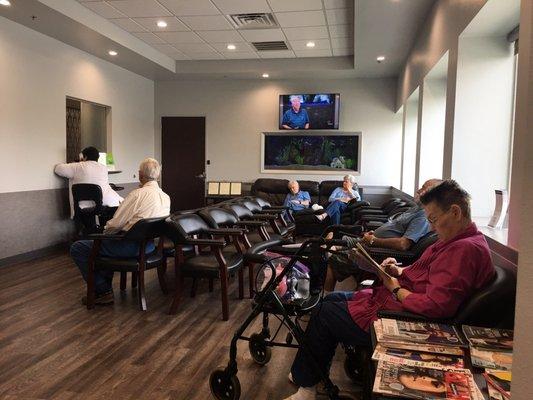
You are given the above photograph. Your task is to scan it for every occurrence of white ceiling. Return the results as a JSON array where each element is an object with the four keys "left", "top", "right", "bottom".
[{"left": 75, "top": 0, "right": 354, "bottom": 61}]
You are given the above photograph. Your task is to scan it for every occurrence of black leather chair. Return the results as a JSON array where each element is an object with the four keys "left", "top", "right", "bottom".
[
  {"left": 72, "top": 183, "right": 115, "bottom": 235},
  {"left": 165, "top": 214, "right": 246, "bottom": 320},
  {"left": 85, "top": 216, "right": 168, "bottom": 311},
  {"left": 240, "top": 199, "right": 295, "bottom": 239}
]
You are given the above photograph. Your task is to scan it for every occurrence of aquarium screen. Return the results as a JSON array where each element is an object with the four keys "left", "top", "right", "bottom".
[
  {"left": 263, "top": 134, "right": 359, "bottom": 172},
  {"left": 279, "top": 94, "right": 340, "bottom": 130}
]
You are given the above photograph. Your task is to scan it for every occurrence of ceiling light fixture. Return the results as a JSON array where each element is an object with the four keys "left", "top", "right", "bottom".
[
  {"left": 262, "top": 73, "right": 269, "bottom": 78},
  {"left": 108, "top": 50, "right": 118, "bottom": 56},
  {"left": 306, "top": 41, "right": 315, "bottom": 48},
  {"left": 157, "top": 20, "right": 167, "bottom": 28},
  {"left": 376, "top": 55, "right": 386, "bottom": 63},
  {"left": 0, "top": 0, "right": 11, "bottom": 6},
  {"left": 227, "top": 44, "right": 236, "bottom": 50}
]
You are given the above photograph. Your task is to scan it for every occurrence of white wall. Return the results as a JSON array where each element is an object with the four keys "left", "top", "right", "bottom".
[
  {"left": 155, "top": 78, "right": 402, "bottom": 186},
  {"left": 452, "top": 36, "right": 515, "bottom": 217},
  {"left": 401, "top": 90, "right": 419, "bottom": 196},
  {"left": 0, "top": 16, "right": 155, "bottom": 193}
]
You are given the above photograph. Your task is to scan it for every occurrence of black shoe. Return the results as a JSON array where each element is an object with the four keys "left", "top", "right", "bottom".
[{"left": 81, "top": 291, "right": 114, "bottom": 305}]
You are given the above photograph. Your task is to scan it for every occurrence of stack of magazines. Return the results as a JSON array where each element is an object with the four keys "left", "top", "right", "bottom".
[
  {"left": 372, "top": 318, "right": 484, "bottom": 400},
  {"left": 462, "top": 325, "right": 513, "bottom": 399}
]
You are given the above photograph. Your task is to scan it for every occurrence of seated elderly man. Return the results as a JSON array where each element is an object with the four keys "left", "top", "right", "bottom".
[
  {"left": 323, "top": 179, "right": 442, "bottom": 292},
  {"left": 283, "top": 180, "right": 311, "bottom": 213},
  {"left": 316, "top": 175, "right": 361, "bottom": 225},
  {"left": 70, "top": 158, "right": 170, "bottom": 305},
  {"left": 285, "top": 180, "right": 495, "bottom": 400}
]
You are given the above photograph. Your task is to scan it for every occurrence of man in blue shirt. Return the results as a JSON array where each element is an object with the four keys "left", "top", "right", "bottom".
[
  {"left": 323, "top": 179, "right": 442, "bottom": 291},
  {"left": 283, "top": 180, "right": 311, "bottom": 212},
  {"left": 282, "top": 95, "right": 310, "bottom": 129}
]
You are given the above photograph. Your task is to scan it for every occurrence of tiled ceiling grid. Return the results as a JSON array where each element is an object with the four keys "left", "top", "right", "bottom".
[{"left": 76, "top": 0, "right": 354, "bottom": 60}]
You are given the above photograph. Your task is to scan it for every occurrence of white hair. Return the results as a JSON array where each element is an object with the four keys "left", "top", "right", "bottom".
[
  {"left": 288, "top": 180, "right": 299, "bottom": 188},
  {"left": 289, "top": 95, "right": 303, "bottom": 103},
  {"left": 343, "top": 174, "right": 356, "bottom": 186},
  {"left": 139, "top": 158, "right": 161, "bottom": 181}
]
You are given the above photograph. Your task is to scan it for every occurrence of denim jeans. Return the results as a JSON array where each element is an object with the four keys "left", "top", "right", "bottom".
[
  {"left": 326, "top": 200, "right": 348, "bottom": 225},
  {"left": 70, "top": 239, "right": 155, "bottom": 295},
  {"left": 290, "top": 291, "right": 371, "bottom": 387}
]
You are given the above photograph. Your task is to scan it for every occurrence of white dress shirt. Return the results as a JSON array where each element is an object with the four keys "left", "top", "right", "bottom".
[
  {"left": 54, "top": 161, "right": 123, "bottom": 218},
  {"left": 104, "top": 180, "right": 170, "bottom": 234}
]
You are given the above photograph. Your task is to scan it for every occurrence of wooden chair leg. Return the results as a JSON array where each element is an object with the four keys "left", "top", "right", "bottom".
[
  {"left": 238, "top": 269, "right": 244, "bottom": 299},
  {"left": 190, "top": 278, "right": 198, "bottom": 297},
  {"left": 138, "top": 270, "right": 147, "bottom": 311},
  {"left": 209, "top": 278, "right": 214, "bottom": 292},
  {"left": 220, "top": 271, "right": 229, "bottom": 321},
  {"left": 157, "top": 258, "right": 169, "bottom": 294},
  {"left": 120, "top": 272, "right": 127, "bottom": 291},
  {"left": 131, "top": 272, "right": 138, "bottom": 289},
  {"left": 86, "top": 240, "right": 101, "bottom": 310},
  {"left": 169, "top": 255, "right": 182, "bottom": 315},
  {"left": 248, "top": 262, "right": 255, "bottom": 299}
]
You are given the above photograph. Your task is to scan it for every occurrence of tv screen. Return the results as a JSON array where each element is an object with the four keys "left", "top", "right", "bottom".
[
  {"left": 263, "top": 133, "right": 359, "bottom": 172},
  {"left": 279, "top": 93, "right": 340, "bottom": 130}
]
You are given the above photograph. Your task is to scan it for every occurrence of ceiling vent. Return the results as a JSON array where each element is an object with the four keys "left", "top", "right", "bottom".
[
  {"left": 229, "top": 13, "right": 278, "bottom": 30},
  {"left": 252, "top": 41, "right": 289, "bottom": 51}
]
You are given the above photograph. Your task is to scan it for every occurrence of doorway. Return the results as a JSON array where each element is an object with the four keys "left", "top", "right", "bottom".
[{"left": 161, "top": 117, "right": 206, "bottom": 212}]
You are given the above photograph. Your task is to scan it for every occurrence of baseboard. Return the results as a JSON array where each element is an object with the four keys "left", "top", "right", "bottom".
[{"left": 0, "top": 243, "right": 68, "bottom": 267}]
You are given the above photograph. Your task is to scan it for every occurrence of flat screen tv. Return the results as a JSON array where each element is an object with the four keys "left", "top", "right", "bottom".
[
  {"left": 279, "top": 93, "right": 340, "bottom": 130},
  {"left": 263, "top": 133, "right": 360, "bottom": 172}
]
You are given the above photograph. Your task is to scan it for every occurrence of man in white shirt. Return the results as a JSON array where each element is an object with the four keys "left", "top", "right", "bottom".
[
  {"left": 54, "top": 146, "right": 123, "bottom": 218},
  {"left": 70, "top": 158, "right": 171, "bottom": 305}
]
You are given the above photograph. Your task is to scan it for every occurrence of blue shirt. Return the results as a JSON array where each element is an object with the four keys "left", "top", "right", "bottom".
[
  {"left": 374, "top": 205, "right": 430, "bottom": 243},
  {"left": 328, "top": 187, "right": 361, "bottom": 203},
  {"left": 282, "top": 107, "right": 310, "bottom": 129},
  {"left": 283, "top": 191, "right": 311, "bottom": 211}
]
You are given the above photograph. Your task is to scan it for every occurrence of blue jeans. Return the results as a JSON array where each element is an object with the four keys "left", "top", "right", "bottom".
[
  {"left": 326, "top": 200, "right": 348, "bottom": 225},
  {"left": 291, "top": 291, "right": 371, "bottom": 387},
  {"left": 70, "top": 239, "right": 155, "bottom": 295}
]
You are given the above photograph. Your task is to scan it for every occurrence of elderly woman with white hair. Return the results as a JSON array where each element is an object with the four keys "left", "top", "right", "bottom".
[
  {"left": 70, "top": 158, "right": 170, "bottom": 306},
  {"left": 316, "top": 174, "right": 361, "bottom": 225},
  {"left": 283, "top": 180, "right": 311, "bottom": 212}
]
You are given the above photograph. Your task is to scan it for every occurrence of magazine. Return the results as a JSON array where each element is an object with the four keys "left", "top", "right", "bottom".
[
  {"left": 483, "top": 370, "right": 511, "bottom": 399},
  {"left": 470, "top": 347, "right": 512, "bottom": 371},
  {"left": 373, "top": 361, "right": 476, "bottom": 400},
  {"left": 462, "top": 326, "right": 513, "bottom": 351},
  {"left": 372, "top": 344, "right": 465, "bottom": 369},
  {"left": 486, "top": 383, "right": 505, "bottom": 400},
  {"left": 354, "top": 242, "right": 393, "bottom": 279},
  {"left": 380, "top": 318, "right": 465, "bottom": 346}
]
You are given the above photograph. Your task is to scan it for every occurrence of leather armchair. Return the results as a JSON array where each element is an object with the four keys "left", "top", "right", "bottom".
[{"left": 72, "top": 183, "right": 116, "bottom": 235}]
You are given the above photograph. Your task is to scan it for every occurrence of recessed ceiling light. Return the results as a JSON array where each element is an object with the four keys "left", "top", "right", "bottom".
[
  {"left": 306, "top": 41, "right": 315, "bottom": 48},
  {"left": 108, "top": 50, "right": 118, "bottom": 56},
  {"left": 157, "top": 20, "right": 167, "bottom": 28},
  {"left": 0, "top": 0, "right": 11, "bottom": 6},
  {"left": 227, "top": 44, "right": 236, "bottom": 50},
  {"left": 262, "top": 73, "right": 269, "bottom": 78},
  {"left": 376, "top": 55, "right": 386, "bottom": 63}
]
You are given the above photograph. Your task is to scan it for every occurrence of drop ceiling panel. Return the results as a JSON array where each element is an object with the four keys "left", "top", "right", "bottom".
[
  {"left": 332, "top": 47, "right": 353, "bottom": 56},
  {"left": 133, "top": 17, "right": 190, "bottom": 32},
  {"left": 156, "top": 31, "right": 204, "bottom": 43},
  {"left": 294, "top": 48, "right": 333, "bottom": 58},
  {"left": 326, "top": 8, "right": 352, "bottom": 25},
  {"left": 196, "top": 30, "right": 245, "bottom": 43},
  {"left": 211, "top": 0, "right": 271, "bottom": 14},
  {"left": 131, "top": 31, "right": 166, "bottom": 44},
  {"left": 180, "top": 15, "right": 234, "bottom": 31},
  {"left": 109, "top": 18, "right": 146, "bottom": 32},
  {"left": 158, "top": 0, "right": 221, "bottom": 16},
  {"left": 210, "top": 42, "right": 254, "bottom": 52},
  {"left": 222, "top": 52, "right": 259, "bottom": 59},
  {"left": 266, "top": 0, "right": 323, "bottom": 13},
  {"left": 83, "top": 2, "right": 126, "bottom": 19},
  {"left": 275, "top": 11, "right": 326, "bottom": 28},
  {"left": 331, "top": 37, "right": 352, "bottom": 49},
  {"left": 258, "top": 50, "right": 295, "bottom": 58},
  {"left": 238, "top": 28, "right": 285, "bottom": 42},
  {"left": 183, "top": 52, "right": 224, "bottom": 59},
  {"left": 172, "top": 43, "right": 217, "bottom": 52},
  {"left": 329, "top": 24, "right": 352, "bottom": 38},
  {"left": 108, "top": 0, "right": 172, "bottom": 18},
  {"left": 283, "top": 26, "right": 329, "bottom": 40},
  {"left": 324, "top": 0, "right": 353, "bottom": 9},
  {"left": 290, "top": 38, "right": 330, "bottom": 50}
]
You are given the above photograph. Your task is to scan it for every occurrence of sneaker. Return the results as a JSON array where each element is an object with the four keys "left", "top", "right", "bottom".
[{"left": 81, "top": 291, "right": 114, "bottom": 305}]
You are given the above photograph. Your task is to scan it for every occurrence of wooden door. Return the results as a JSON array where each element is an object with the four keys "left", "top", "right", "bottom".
[{"left": 161, "top": 117, "right": 206, "bottom": 212}]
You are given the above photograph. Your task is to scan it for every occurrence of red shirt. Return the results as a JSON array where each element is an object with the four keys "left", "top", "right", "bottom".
[{"left": 348, "top": 223, "right": 495, "bottom": 332}]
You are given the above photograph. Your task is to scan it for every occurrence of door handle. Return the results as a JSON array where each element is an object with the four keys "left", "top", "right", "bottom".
[{"left": 196, "top": 172, "right": 206, "bottom": 179}]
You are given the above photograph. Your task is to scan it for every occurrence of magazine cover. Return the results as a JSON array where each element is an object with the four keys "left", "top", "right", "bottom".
[
  {"left": 470, "top": 347, "right": 513, "bottom": 371},
  {"left": 381, "top": 318, "right": 465, "bottom": 346},
  {"left": 462, "top": 326, "right": 513, "bottom": 351},
  {"left": 372, "top": 344, "right": 465, "bottom": 369},
  {"left": 373, "top": 361, "right": 475, "bottom": 400},
  {"left": 486, "top": 383, "right": 505, "bottom": 400},
  {"left": 483, "top": 370, "right": 511, "bottom": 399}
]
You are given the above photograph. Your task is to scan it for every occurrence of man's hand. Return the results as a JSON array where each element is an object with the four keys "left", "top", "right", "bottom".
[
  {"left": 362, "top": 231, "right": 375, "bottom": 245},
  {"left": 380, "top": 273, "right": 400, "bottom": 292},
  {"left": 381, "top": 257, "right": 403, "bottom": 277}
]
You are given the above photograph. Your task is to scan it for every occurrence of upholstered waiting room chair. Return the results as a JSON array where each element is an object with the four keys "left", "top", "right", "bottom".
[
  {"left": 85, "top": 216, "right": 168, "bottom": 311},
  {"left": 165, "top": 214, "right": 246, "bottom": 321},
  {"left": 223, "top": 203, "right": 281, "bottom": 242},
  {"left": 239, "top": 199, "right": 295, "bottom": 239}
]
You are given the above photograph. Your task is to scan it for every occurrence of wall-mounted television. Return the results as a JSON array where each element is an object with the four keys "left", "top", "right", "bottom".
[
  {"left": 279, "top": 93, "right": 340, "bottom": 130},
  {"left": 262, "top": 132, "right": 360, "bottom": 173}
]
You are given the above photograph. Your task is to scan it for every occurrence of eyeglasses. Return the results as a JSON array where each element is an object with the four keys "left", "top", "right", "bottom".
[{"left": 427, "top": 209, "right": 450, "bottom": 224}]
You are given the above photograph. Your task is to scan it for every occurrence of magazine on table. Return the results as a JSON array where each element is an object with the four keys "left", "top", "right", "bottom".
[
  {"left": 373, "top": 361, "right": 478, "bottom": 400},
  {"left": 470, "top": 347, "right": 513, "bottom": 371},
  {"left": 483, "top": 370, "right": 511, "bottom": 399},
  {"left": 486, "top": 383, "right": 506, "bottom": 400},
  {"left": 380, "top": 318, "right": 466, "bottom": 347},
  {"left": 462, "top": 325, "right": 513, "bottom": 351},
  {"left": 372, "top": 344, "right": 465, "bottom": 369}
]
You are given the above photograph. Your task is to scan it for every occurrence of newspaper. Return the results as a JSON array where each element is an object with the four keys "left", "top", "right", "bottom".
[
  {"left": 380, "top": 318, "right": 465, "bottom": 346},
  {"left": 372, "top": 344, "right": 465, "bottom": 370},
  {"left": 462, "top": 326, "right": 513, "bottom": 351},
  {"left": 470, "top": 347, "right": 512, "bottom": 371},
  {"left": 373, "top": 361, "right": 478, "bottom": 400}
]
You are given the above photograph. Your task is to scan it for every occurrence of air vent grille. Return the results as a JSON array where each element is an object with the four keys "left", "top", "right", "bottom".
[
  {"left": 252, "top": 41, "right": 289, "bottom": 51},
  {"left": 229, "top": 13, "right": 278, "bottom": 30}
]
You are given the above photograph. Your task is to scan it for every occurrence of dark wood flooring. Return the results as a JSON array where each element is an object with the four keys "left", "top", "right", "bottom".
[{"left": 0, "top": 252, "right": 362, "bottom": 400}]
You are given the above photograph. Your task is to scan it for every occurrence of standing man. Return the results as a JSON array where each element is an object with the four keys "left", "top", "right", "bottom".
[{"left": 282, "top": 95, "right": 310, "bottom": 130}]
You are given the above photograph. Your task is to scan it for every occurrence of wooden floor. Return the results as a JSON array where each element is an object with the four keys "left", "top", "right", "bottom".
[{"left": 0, "top": 252, "right": 362, "bottom": 400}]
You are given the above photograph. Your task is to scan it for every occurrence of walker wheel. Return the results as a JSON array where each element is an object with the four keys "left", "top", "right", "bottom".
[
  {"left": 209, "top": 369, "right": 241, "bottom": 400},
  {"left": 249, "top": 333, "right": 272, "bottom": 365}
]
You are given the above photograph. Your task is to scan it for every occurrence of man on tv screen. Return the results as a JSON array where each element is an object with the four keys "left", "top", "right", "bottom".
[{"left": 282, "top": 95, "right": 310, "bottom": 130}]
